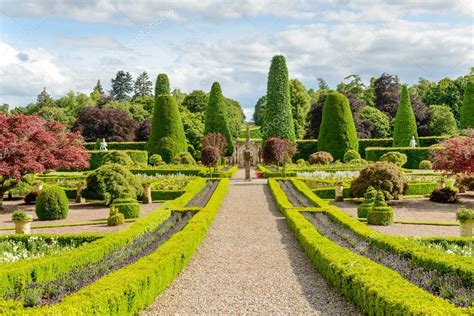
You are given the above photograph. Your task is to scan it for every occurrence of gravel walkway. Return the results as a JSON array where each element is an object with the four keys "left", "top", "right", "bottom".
[{"left": 144, "top": 169, "right": 359, "bottom": 314}]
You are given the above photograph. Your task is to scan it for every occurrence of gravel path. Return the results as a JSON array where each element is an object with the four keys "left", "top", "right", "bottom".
[{"left": 144, "top": 169, "right": 359, "bottom": 315}]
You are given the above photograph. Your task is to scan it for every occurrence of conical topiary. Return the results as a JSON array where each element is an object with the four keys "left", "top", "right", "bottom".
[
  {"left": 261, "top": 55, "right": 295, "bottom": 142},
  {"left": 367, "top": 191, "right": 394, "bottom": 226},
  {"left": 460, "top": 81, "right": 474, "bottom": 129},
  {"left": 204, "top": 82, "right": 234, "bottom": 155},
  {"left": 357, "top": 186, "right": 377, "bottom": 218},
  {"left": 147, "top": 94, "right": 188, "bottom": 163},
  {"left": 317, "top": 92, "right": 359, "bottom": 160},
  {"left": 393, "top": 85, "right": 418, "bottom": 147},
  {"left": 155, "top": 73, "right": 170, "bottom": 97}
]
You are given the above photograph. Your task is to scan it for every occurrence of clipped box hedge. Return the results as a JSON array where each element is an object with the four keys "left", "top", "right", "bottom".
[
  {"left": 88, "top": 150, "right": 148, "bottom": 169},
  {"left": 365, "top": 147, "right": 431, "bottom": 169},
  {"left": 268, "top": 178, "right": 473, "bottom": 315},
  {"left": 151, "top": 190, "right": 185, "bottom": 201},
  {"left": 405, "top": 182, "right": 437, "bottom": 196},
  {"left": 129, "top": 167, "right": 204, "bottom": 176},
  {"left": 0, "top": 179, "right": 229, "bottom": 315}
]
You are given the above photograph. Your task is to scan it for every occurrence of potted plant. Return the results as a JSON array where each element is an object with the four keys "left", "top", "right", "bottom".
[
  {"left": 12, "top": 211, "right": 33, "bottom": 234},
  {"left": 456, "top": 208, "right": 473, "bottom": 237}
]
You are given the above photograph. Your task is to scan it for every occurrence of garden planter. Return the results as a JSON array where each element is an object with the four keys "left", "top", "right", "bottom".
[
  {"left": 256, "top": 171, "right": 264, "bottom": 178},
  {"left": 460, "top": 220, "right": 473, "bottom": 237},
  {"left": 14, "top": 220, "right": 32, "bottom": 234}
]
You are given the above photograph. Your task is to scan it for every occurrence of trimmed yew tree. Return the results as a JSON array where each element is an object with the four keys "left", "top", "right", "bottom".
[
  {"left": 147, "top": 95, "right": 187, "bottom": 163},
  {"left": 155, "top": 73, "right": 170, "bottom": 97},
  {"left": 317, "top": 92, "right": 358, "bottom": 160},
  {"left": 460, "top": 80, "right": 474, "bottom": 129},
  {"left": 393, "top": 85, "right": 418, "bottom": 147},
  {"left": 204, "top": 82, "right": 234, "bottom": 155},
  {"left": 261, "top": 55, "right": 295, "bottom": 141}
]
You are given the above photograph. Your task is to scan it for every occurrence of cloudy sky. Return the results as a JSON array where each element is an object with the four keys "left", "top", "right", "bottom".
[{"left": 0, "top": 0, "right": 472, "bottom": 118}]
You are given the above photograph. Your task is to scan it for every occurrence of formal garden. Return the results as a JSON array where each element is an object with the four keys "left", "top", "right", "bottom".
[{"left": 0, "top": 53, "right": 473, "bottom": 314}]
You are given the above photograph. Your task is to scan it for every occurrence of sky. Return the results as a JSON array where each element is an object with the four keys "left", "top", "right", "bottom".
[{"left": 0, "top": 0, "right": 472, "bottom": 119}]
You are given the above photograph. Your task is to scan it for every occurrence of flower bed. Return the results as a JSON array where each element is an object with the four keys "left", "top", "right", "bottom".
[
  {"left": 0, "top": 178, "right": 229, "bottom": 314},
  {"left": 268, "top": 178, "right": 473, "bottom": 314}
]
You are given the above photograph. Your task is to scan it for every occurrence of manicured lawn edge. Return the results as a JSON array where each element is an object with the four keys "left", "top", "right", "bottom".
[{"left": 268, "top": 178, "right": 472, "bottom": 315}]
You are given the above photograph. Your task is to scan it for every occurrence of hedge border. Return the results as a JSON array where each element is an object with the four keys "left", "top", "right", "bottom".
[
  {"left": 268, "top": 178, "right": 472, "bottom": 315},
  {"left": 88, "top": 150, "right": 148, "bottom": 169},
  {"left": 365, "top": 147, "right": 431, "bottom": 169}
]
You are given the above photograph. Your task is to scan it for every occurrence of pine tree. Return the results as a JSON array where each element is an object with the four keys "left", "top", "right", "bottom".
[
  {"left": 317, "top": 92, "right": 359, "bottom": 160},
  {"left": 204, "top": 82, "right": 234, "bottom": 155},
  {"left": 147, "top": 94, "right": 188, "bottom": 163},
  {"left": 90, "top": 80, "right": 104, "bottom": 102},
  {"left": 155, "top": 73, "right": 170, "bottom": 97},
  {"left": 133, "top": 72, "right": 153, "bottom": 99},
  {"left": 93, "top": 80, "right": 104, "bottom": 95},
  {"left": 37, "top": 88, "right": 54, "bottom": 107},
  {"left": 111, "top": 71, "right": 133, "bottom": 100},
  {"left": 392, "top": 85, "right": 419, "bottom": 147},
  {"left": 261, "top": 55, "right": 295, "bottom": 141},
  {"left": 460, "top": 80, "right": 474, "bottom": 129}
]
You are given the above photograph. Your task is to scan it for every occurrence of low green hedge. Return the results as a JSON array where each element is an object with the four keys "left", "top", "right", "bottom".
[
  {"left": 199, "top": 166, "right": 238, "bottom": 178},
  {"left": 0, "top": 178, "right": 208, "bottom": 303},
  {"left": 84, "top": 142, "right": 147, "bottom": 151},
  {"left": 268, "top": 178, "right": 472, "bottom": 315},
  {"left": 129, "top": 167, "right": 204, "bottom": 176},
  {"left": 365, "top": 147, "right": 431, "bottom": 169},
  {"left": 151, "top": 190, "right": 184, "bottom": 201},
  {"left": 111, "top": 198, "right": 140, "bottom": 219},
  {"left": 405, "top": 182, "right": 437, "bottom": 196},
  {"left": 88, "top": 150, "right": 148, "bottom": 169},
  {"left": 311, "top": 187, "right": 350, "bottom": 199},
  {"left": 256, "top": 165, "right": 296, "bottom": 178},
  {"left": 1, "top": 179, "right": 229, "bottom": 314}
]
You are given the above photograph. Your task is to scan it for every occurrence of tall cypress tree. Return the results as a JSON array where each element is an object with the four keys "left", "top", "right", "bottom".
[
  {"left": 147, "top": 74, "right": 187, "bottom": 163},
  {"left": 317, "top": 92, "right": 358, "bottom": 160},
  {"left": 204, "top": 82, "right": 234, "bottom": 155},
  {"left": 460, "top": 80, "right": 474, "bottom": 129},
  {"left": 393, "top": 85, "right": 419, "bottom": 147},
  {"left": 155, "top": 73, "right": 170, "bottom": 97},
  {"left": 262, "top": 55, "right": 295, "bottom": 141}
]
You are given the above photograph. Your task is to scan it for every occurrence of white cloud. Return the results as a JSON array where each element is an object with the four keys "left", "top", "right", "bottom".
[
  {"left": 0, "top": 41, "right": 73, "bottom": 104},
  {"left": 57, "top": 36, "right": 123, "bottom": 49}
]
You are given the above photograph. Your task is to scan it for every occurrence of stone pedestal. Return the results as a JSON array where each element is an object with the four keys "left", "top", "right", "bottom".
[
  {"left": 335, "top": 182, "right": 344, "bottom": 202},
  {"left": 143, "top": 184, "right": 152, "bottom": 204}
]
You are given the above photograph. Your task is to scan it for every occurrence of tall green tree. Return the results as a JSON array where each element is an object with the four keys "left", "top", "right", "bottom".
[
  {"left": 429, "top": 105, "right": 458, "bottom": 135},
  {"left": 225, "top": 97, "right": 245, "bottom": 139},
  {"left": 133, "top": 71, "right": 153, "bottom": 99},
  {"left": 289, "top": 79, "right": 311, "bottom": 139},
  {"left": 204, "top": 82, "right": 234, "bottom": 155},
  {"left": 262, "top": 55, "right": 295, "bottom": 141},
  {"left": 92, "top": 80, "right": 104, "bottom": 95},
  {"left": 253, "top": 95, "right": 266, "bottom": 125},
  {"left": 181, "top": 90, "right": 208, "bottom": 113},
  {"left": 317, "top": 92, "right": 358, "bottom": 160},
  {"left": 155, "top": 73, "right": 170, "bottom": 97},
  {"left": 147, "top": 94, "right": 188, "bottom": 163},
  {"left": 460, "top": 81, "right": 474, "bottom": 129},
  {"left": 393, "top": 85, "right": 419, "bottom": 147},
  {"left": 111, "top": 71, "right": 133, "bottom": 100},
  {"left": 37, "top": 88, "right": 54, "bottom": 107}
]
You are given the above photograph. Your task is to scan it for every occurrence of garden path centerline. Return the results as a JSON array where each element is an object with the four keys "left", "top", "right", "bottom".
[{"left": 144, "top": 168, "right": 359, "bottom": 314}]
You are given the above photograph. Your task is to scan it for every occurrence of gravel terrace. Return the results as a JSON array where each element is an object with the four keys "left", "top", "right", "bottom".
[
  {"left": 0, "top": 200, "right": 161, "bottom": 235},
  {"left": 144, "top": 169, "right": 359, "bottom": 315}
]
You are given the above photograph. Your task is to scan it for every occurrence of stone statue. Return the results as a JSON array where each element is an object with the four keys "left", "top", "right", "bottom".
[
  {"left": 243, "top": 125, "right": 253, "bottom": 181},
  {"left": 99, "top": 138, "right": 108, "bottom": 150},
  {"left": 409, "top": 136, "right": 417, "bottom": 148}
]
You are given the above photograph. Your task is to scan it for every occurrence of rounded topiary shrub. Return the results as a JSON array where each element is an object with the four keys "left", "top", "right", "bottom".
[
  {"left": 173, "top": 152, "right": 196, "bottom": 165},
  {"left": 379, "top": 151, "right": 408, "bottom": 167},
  {"left": 296, "top": 158, "right": 306, "bottom": 166},
  {"left": 111, "top": 195, "right": 140, "bottom": 219},
  {"left": 419, "top": 160, "right": 432, "bottom": 170},
  {"left": 343, "top": 150, "right": 361, "bottom": 163},
  {"left": 35, "top": 186, "right": 69, "bottom": 220},
  {"left": 309, "top": 152, "right": 333, "bottom": 165},
  {"left": 149, "top": 154, "right": 165, "bottom": 166},
  {"left": 349, "top": 159, "right": 368, "bottom": 166},
  {"left": 349, "top": 161, "right": 404, "bottom": 200},
  {"left": 102, "top": 151, "right": 133, "bottom": 166},
  {"left": 83, "top": 164, "right": 143, "bottom": 206},
  {"left": 107, "top": 206, "right": 125, "bottom": 226},
  {"left": 367, "top": 191, "right": 394, "bottom": 226}
]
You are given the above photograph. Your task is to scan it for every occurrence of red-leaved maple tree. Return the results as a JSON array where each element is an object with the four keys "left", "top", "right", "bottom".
[
  {"left": 0, "top": 114, "right": 90, "bottom": 207},
  {"left": 432, "top": 130, "right": 474, "bottom": 174}
]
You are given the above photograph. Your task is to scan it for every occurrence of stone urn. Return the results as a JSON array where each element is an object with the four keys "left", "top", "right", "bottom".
[
  {"left": 335, "top": 182, "right": 344, "bottom": 202},
  {"left": 12, "top": 211, "right": 33, "bottom": 234}
]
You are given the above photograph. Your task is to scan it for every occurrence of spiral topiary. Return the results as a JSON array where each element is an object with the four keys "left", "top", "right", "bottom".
[
  {"left": 35, "top": 186, "right": 69, "bottom": 220},
  {"left": 367, "top": 191, "right": 394, "bottom": 225},
  {"left": 357, "top": 186, "right": 377, "bottom": 218}
]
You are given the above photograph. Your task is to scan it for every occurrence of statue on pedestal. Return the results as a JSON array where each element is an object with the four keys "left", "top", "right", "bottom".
[
  {"left": 243, "top": 125, "right": 253, "bottom": 181},
  {"left": 100, "top": 138, "right": 108, "bottom": 150},
  {"left": 409, "top": 136, "right": 417, "bottom": 148}
]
